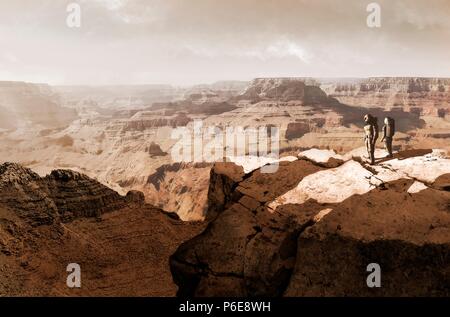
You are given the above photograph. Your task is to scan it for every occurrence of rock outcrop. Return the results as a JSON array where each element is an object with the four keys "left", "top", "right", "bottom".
[
  {"left": 238, "top": 78, "right": 328, "bottom": 103},
  {"left": 170, "top": 148, "right": 450, "bottom": 296},
  {"left": 285, "top": 177, "right": 450, "bottom": 296},
  {"left": 206, "top": 162, "right": 246, "bottom": 219},
  {"left": 147, "top": 142, "right": 167, "bottom": 157},
  {"left": 170, "top": 159, "right": 324, "bottom": 296},
  {"left": 0, "top": 163, "right": 58, "bottom": 226},
  {"left": 0, "top": 163, "right": 205, "bottom": 296},
  {"left": 0, "top": 162, "right": 141, "bottom": 225},
  {"left": 144, "top": 162, "right": 212, "bottom": 221}
]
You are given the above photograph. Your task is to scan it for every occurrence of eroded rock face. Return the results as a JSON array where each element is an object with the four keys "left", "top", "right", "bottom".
[
  {"left": 170, "top": 160, "right": 324, "bottom": 296},
  {"left": 145, "top": 162, "right": 212, "bottom": 221},
  {"left": 0, "top": 162, "right": 143, "bottom": 225},
  {"left": 147, "top": 142, "right": 167, "bottom": 157},
  {"left": 285, "top": 122, "right": 310, "bottom": 140},
  {"left": 170, "top": 148, "right": 450, "bottom": 297},
  {"left": 46, "top": 169, "right": 138, "bottom": 222},
  {"left": 0, "top": 163, "right": 205, "bottom": 296},
  {"left": 285, "top": 179, "right": 450, "bottom": 296},
  {"left": 0, "top": 163, "right": 58, "bottom": 226},
  {"left": 239, "top": 78, "right": 305, "bottom": 102},
  {"left": 207, "top": 162, "right": 245, "bottom": 219},
  {"left": 238, "top": 78, "right": 328, "bottom": 103},
  {"left": 323, "top": 77, "right": 450, "bottom": 117}
]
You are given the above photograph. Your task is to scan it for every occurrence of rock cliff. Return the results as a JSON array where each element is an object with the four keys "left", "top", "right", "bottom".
[
  {"left": 0, "top": 162, "right": 141, "bottom": 225},
  {"left": 322, "top": 77, "right": 450, "bottom": 117},
  {"left": 0, "top": 163, "right": 204, "bottom": 296},
  {"left": 238, "top": 78, "right": 328, "bottom": 103},
  {"left": 170, "top": 148, "right": 450, "bottom": 296}
]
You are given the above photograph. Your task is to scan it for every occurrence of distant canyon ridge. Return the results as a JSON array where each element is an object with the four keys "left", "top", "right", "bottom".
[{"left": 0, "top": 77, "right": 449, "bottom": 220}]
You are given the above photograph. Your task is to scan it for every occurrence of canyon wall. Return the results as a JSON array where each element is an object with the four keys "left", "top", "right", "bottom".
[{"left": 322, "top": 77, "right": 450, "bottom": 117}]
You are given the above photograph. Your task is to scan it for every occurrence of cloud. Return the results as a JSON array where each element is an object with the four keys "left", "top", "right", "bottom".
[
  {"left": 93, "top": 0, "right": 126, "bottom": 11},
  {"left": 184, "top": 38, "right": 311, "bottom": 64},
  {"left": 0, "top": 0, "right": 449, "bottom": 85},
  {"left": 3, "top": 53, "right": 19, "bottom": 64},
  {"left": 266, "top": 40, "right": 311, "bottom": 63}
]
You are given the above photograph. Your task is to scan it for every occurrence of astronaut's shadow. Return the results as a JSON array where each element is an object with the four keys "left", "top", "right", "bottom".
[{"left": 374, "top": 149, "right": 433, "bottom": 164}]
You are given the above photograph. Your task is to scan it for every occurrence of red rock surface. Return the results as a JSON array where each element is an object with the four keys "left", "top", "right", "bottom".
[
  {"left": 0, "top": 162, "right": 205, "bottom": 296},
  {"left": 170, "top": 153, "right": 450, "bottom": 296}
]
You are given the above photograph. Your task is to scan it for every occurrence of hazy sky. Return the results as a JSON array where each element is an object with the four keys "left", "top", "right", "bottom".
[{"left": 0, "top": 0, "right": 449, "bottom": 85}]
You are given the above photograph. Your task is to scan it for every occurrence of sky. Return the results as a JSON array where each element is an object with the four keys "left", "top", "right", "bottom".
[{"left": 0, "top": 0, "right": 449, "bottom": 86}]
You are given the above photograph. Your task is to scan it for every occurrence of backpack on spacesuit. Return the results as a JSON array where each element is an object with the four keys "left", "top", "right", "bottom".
[{"left": 385, "top": 117, "right": 395, "bottom": 137}]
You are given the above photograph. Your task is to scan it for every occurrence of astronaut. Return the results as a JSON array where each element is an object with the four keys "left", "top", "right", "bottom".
[
  {"left": 381, "top": 117, "right": 395, "bottom": 158},
  {"left": 363, "top": 114, "right": 379, "bottom": 165}
]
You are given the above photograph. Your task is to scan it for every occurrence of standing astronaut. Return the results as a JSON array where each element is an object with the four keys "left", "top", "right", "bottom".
[
  {"left": 381, "top": 117, "right": 395, "bottom": 158},
  {"left": 363, "top": 114, "right": 379, "bottom": 165}
]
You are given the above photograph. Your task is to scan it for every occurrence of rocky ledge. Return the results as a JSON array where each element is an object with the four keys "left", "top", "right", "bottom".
[{"left": 170, "top": 148, "right": 450, "bottom": 296}]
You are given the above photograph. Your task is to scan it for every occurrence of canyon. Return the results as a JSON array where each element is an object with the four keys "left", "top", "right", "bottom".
[
  {"left": 0, "top": 77, "right": 448, "bottom": 221},
  {"left": 0, "top": 76, "right": 449, "bottom": 296},
  {"left": 0, "top": 147, "right": 448, "bottom": 296}
]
